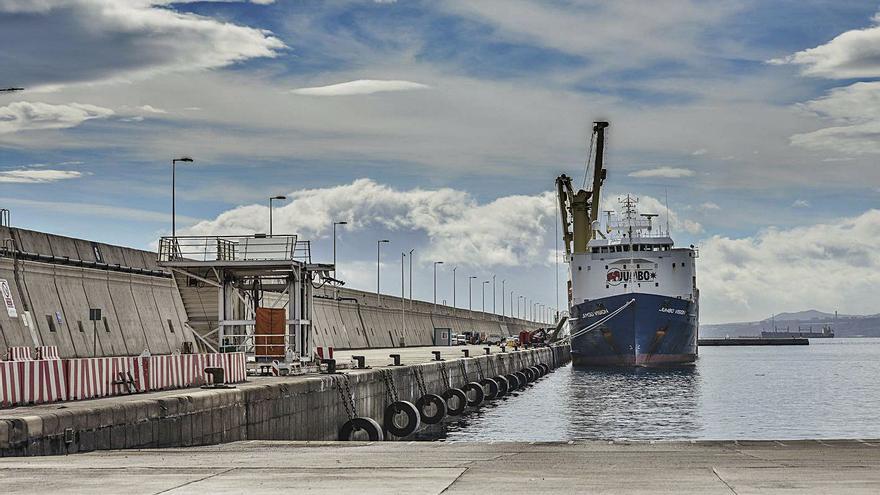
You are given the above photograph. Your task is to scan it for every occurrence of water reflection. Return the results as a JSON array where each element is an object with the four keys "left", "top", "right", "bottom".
[
  {"left": 564, "top": 366, "right": 701, "bottom": 440},
  {"left": 420, "top": 364, "right": 702, "bottom": 442}
]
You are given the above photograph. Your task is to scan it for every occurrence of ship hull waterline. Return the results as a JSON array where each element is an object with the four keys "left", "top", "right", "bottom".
[{"left": 569, "top": 292, "right": 698, "bottom": 367}]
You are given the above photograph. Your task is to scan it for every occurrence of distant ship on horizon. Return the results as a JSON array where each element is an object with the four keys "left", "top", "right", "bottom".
[{"left": 761, "top": 324, "right": 834, "bottom": 339}]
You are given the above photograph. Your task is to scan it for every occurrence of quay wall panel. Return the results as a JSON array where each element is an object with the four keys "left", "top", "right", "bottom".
[
  {"left": 0, "top": 345, "right": 570, "bottom": 456},
  {"left": 0, "top": 261, "right": 32, "bottom": 350}
]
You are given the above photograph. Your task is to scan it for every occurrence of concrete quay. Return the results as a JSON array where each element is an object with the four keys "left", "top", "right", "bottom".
[
  {"left": 2, "top": 439, "right": 879, "bottom": 494},
  {"left": 0, "top": 345, "right": 569, "bottom": 456}
]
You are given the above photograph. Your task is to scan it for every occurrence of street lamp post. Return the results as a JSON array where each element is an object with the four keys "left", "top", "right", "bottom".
[
  {"left": 518, "top": 296, "right": 524, "bottom": 319},
  {"left": 501, "top": 280, "right": 506, "bottom": 317},
  {"left": 468, "top": 276, "right": 477, "bottom": 311},
  {"left": 332, "top": 221, "right": 348, "bottom": 278},
  {"left": 510, "top": 291, "right": 514, "bottom": 319},
  {"left": 376, "top": 239, "right": 390, "bottom": 304},
  {"left": 492, "top": 275, "right": 496, "bottom": 314},
  {"left": 269, "top": 195, "right": 286, "bottom": 236},
  {"left": 171, "top": 157, "right": 194, "bottom": 237},
  {"left": 408, "top": 249, "right": 414, "bottom": 309},
  {"left": 433, "top": 261, "right": 444, "bottom": 308},
  {"left": 401, "top": 252, "right": 406, "bottom": 339},
  {"left": 452, "top": 267, "right": 457, "bottom": 312},
  {"left": 482, "top": 280, "right": 489, "bottom": 312}
]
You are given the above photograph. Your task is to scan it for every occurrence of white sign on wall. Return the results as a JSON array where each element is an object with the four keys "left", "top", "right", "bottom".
[{"left": 0, "top": 278, "right": 18, "bottom": 317}]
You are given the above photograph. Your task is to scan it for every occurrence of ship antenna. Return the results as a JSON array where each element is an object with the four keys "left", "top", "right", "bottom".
[{"left": 664, "top": 188, "right": 670, "bottom": 236}]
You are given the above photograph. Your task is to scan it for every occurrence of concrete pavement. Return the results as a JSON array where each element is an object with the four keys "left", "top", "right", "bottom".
[{"left": 2, "top": 439, "right": 879, "bottom": 494}]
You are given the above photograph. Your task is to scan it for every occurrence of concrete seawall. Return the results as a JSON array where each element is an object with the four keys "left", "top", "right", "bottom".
[
  {"left": 1, "top": 226, "right": 547, "bottom": 358},
  {"left": 0, "top": 345, "right": 570, "bottom": 456}
]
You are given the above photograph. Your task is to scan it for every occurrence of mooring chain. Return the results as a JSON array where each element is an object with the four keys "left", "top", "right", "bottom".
[
  {"left": 381, "top": 369, "right": 399, "bottom": 403},
  {"left": 439, "top": 361, "right": 451, "bottom": 388},
  {"left": 458, "top": 359, "right": 469, "bottom": 383},
  {"left": 475, "top": 360, "right": 485, "bottom": 381},
  {"left": 334, "top": 375, "right": 357, "bottom": 421},
  {"left": 413, "top": 366, "right": 428, "bottom": 396}
]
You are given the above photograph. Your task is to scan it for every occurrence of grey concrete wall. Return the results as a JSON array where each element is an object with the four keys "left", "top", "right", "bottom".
[
  {"left": 0, "top": 228, "right": 195, "bottom": 359},
  {"left": 309, "top": 286, "right": 547, "bottom": 350},
  {"left": 0, "top": 345, "right": 570, "bottom": 456}
]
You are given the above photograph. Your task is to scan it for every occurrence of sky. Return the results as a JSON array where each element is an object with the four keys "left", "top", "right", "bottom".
[{"left": 1, "top": 0, "right": 879, "bottom": 324}]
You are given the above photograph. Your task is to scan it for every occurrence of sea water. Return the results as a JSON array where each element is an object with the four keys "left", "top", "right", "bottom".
[{"left": 422, "top": 338, "right": 880, "bottom": 441}]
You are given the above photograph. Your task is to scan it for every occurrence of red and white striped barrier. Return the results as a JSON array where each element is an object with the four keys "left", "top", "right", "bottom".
[
  {"left": 65, "top": 357, "right": 147, "bottom": 401},
  {"left": 35, "top": 346, "right": 60, "bottom": 360},
  {"left": 315, "top": 346, "right": 334, "bottom": 360},
  {"left": 146, "top": 354, "right": 209, "bottom": 391},
  {"left": 6, "top": 346, "right": 33, "bottom": 361},
  {"left": 204, "top": 353, "right": 246, "bottom": 384},
  {"left": 0, "top": 360, "right": 67, "bottom": 407},
  {"left": 0, "top": 352, "right": 246, "bottom": 409}
]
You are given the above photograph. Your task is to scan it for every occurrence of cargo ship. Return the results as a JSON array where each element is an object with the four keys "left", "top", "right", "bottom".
[
  {"left": 556, "top": 121, "right": 699, "bottom": 366},
  {"left": 761, "top": 324, "right": 833, "bottom": 339}
]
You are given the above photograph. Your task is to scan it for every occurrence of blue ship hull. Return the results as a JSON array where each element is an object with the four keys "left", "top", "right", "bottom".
[{"left": 569, "top": 293, "right": 698, "bottom": 366}]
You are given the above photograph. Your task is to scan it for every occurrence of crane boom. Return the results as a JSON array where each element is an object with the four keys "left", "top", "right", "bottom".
[{"left": 556, "top": 121, "right": 610, "bottom": 258}]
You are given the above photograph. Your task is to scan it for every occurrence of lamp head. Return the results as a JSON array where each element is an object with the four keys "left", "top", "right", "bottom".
[
  {"left": 173, "top": 157, "right": 194, "bottom": 163},
  {"left": 271, "top": 195, "right": 287, "bottom": 200}
]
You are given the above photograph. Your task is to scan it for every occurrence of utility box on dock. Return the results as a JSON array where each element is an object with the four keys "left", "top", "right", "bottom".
[{"left": 433, "top": 328, "right": 452, "bottom": 346}]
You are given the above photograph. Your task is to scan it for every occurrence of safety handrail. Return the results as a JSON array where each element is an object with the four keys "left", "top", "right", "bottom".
[{"left": 567, "top": 298, "right": 635, "bottom": 340}]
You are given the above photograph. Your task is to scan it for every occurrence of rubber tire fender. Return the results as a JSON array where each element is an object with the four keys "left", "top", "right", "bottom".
[
  {"left": 415, "top": 393, "right": 447, "bottom": 425},
  {"left": 383, "top": 400, "right": 421, "bottom": 437},
  {"left": 480, "top": 377, "right": 499, "bottom": 400},
  {"left": 339, "top": 417, "right": 384, "bottom": 441},
  {"left": 522, "top": 368, "right": 535, "bottom": 382},
  {"left": 539, "top": 363, "right": 550, "bottom": 374},
  {"left": 493, "top": 375, "right": 509, "bottom": 397},
  {"left": 442, "top": 388, "right": 468, "bottom": 416},
  {"left": 505, "top": 373, "right": 520, "bottom": 391},
  {"left": 515, "top": 370, "right": 529, "bottom": 385},
  {"left": 529, "top": 366, "right": 542, "bottom": 379},
  {"left": 463, "top": 381, "right": 485, "bottom": 407}
]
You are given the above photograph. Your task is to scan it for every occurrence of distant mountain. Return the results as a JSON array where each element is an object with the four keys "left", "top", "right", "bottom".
[
  {"left": 702, "top": 310, "right": 880, "bottom": 338},
  {"left": 769, "top": 310, "right": 840, "bottom": 321}
]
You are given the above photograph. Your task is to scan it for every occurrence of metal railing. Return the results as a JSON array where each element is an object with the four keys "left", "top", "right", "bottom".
[{"left": 158, "top": 235, "right": 311, "bottom": 263}]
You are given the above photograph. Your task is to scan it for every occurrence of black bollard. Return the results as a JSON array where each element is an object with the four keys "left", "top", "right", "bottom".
[
  {"left": 389, "top": 354, "right": 402, "bottom": 366},
  {"left": 432, "top": 351, "right": 443, "bottom": 361},
  {"left": 484, "top": 347, "right": 491, "bottom": 355},
  {"left": 322, "top": 358, "right": 336, "bottom": 374},
  {"left": 352, "top": 355, "right": 367, "bottom": 369},
  {"left": 461, "top": 349, "right": 470, "bottom": 358}
]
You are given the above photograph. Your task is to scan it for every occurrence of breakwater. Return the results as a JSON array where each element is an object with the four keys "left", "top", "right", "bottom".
[{"left": 0, "top": 345, "right": 569, "bottom": 456}]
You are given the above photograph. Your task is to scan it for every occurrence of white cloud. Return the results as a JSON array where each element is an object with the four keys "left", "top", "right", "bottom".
[
  {"left": 769, "top": 15, "right": 880, "bottom": 79},
  {"left": 0, "top": 169, "right": 82, "bottom": 183},
  {"left": 138, "top": 105, "right": 167, "bottom": 114},
  {"left": 691, "top": 148, "right": 707, "bottom": 156},
  {"left": 699, "top": 202, "right": 720, "bottom": 211},
  {"left": 291, "top": 80, "right": 430, "bottom": 96},
  {"left": 789, "top": 82, "right": 880, "bottom": 154},
  {"left": 792, "top": 199, "right": 810, "bottom": 208},
  {"left": 0, "top": 101, "right": 113, "bottom": 134},
  {"left": 628, "top": 167, "right": 695, "bottom": 178},
  {"left": 183, "top": 179, "right": 555, "bottom": 268},
  {"left": 0, "top": 0, "right": 284, "bottom": 88},
  {"left": 442, "top": 0, "right": 738, "bottom": 71},
  {"left": 699, "top": 209, "right": 880, "bottom": 322}
]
